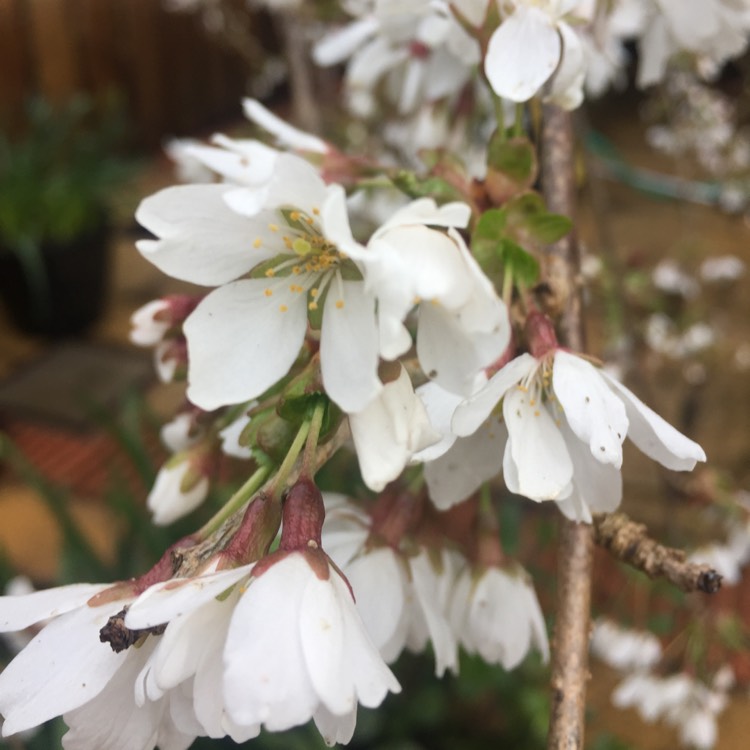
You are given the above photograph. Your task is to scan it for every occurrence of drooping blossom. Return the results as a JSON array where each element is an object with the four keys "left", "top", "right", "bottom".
[
  {"left": 475, "top": 0, "right": 592, "bottom": 109},
  {"left": 349, "top": 364, "right": 440, "bottom": 491},
  {"left": 322, "top": 493, "right": 460, "bottom": 677},
  {"left": 314, "top": 0, "right": 480, "bottom": 116},
  {"left": 423, "top": 312, "right": 706, "bottom": 519},
  {"left": 612, "top": 669, "right": 733, "bottom": 750},
  {"left": 590, "top": 618, "right": 662, "bottom": 672},
  {"left": 449, "top": 563, "right": 549, "bottom": 669},
  {"left": 0, "top": 482, "right": 399, "bottom": 748}
]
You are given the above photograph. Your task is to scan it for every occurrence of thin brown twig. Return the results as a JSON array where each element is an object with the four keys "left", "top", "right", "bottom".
[
  {"left": 592, "top": 512, "right": 722, "bottom": 594},
  {"left": 542, "top": 105, "right": 593, "bottom": 750}
]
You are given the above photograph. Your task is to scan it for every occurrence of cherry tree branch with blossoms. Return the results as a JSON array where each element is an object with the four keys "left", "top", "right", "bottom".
[{"left": 1, "top": 1, "right": 746, "bottom": 748}]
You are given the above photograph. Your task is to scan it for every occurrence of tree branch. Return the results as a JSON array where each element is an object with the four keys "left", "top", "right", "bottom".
[
  {"left": 542, "top": 105, "right": 593, "bottom": 750},
  {"left": 592, "top": 512, "right": 722, "bottom": 594}
]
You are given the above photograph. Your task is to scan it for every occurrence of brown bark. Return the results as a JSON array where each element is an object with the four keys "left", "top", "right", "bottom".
[
  {"left": 592, "top": 512, "right": 722, "bottom": 594},
  {"left": 542, "top": 105, "right": 593, "bottom": 750}
]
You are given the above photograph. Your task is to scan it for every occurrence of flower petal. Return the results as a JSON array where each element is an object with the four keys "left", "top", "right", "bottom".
[
  {"left": 242, "top": 99, "right": 328, "bottom": 154},
  {"left": 424, "top": 417, "right": 505, "bottom": 509},
  {"left": 553, "top": 350, "right": 628, "bottom": 468},
  {"left": 332, "top": 571, "right": 401, "bottom": 706},
  {"left": 223, "top": 555, "right": 316, "bottom": 731},
  {"left": 299, "top": 573, "right": 351, "bottom": 717},
  {"left": 184, "top": 280, "right": 308, "bottom": 410},
  {"left": 349, "top": 366, "right": 439, "bottom": 491},
  {"left": 408, "top": 551, "right": 458, "bottom": 677},
  {"left": 320, "top": 280, "right": 382, "bottom": 413},
  {"left": 0, "top": 583, "right": 109, "bottom": 632},
  {"left": 546, "top": 21, "right": 585, "bottom": 109},
  {"left": 125, "top": 566, "right": 252, "bottom": 630},
  {"left": 452, "top": 354, "right": 536, "bottom": 436},
  {"left": 0, "top": 603, "right": 128, "bottom": 736},
  {"left": 484, "top": 6, "right": 561, "bottom": 102},
  {"left": 503, "top": 390, "right": 573, "bottom": 501},
  {"left": 344, "top": 548, "right": 406, "bottom": 662},
  {"left": 136, "top": 185, "right": 277, "bottom": 286},
  {"left": 557, "top": 419, "right": 623, "bottom": 523},
  {"left": 602, "top": 372, "right": 706, "bottom": 470}
]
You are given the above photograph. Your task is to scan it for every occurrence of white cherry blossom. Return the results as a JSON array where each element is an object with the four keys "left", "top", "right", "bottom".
[
  {"left": 323, "top": 495, "right": 460, "bottom": 676},
  {"left": 481, "top": 0, "right": 591, "bottom": 109},
  {"left": 314, "top": 0, "right": 479, "bottom": 116},
  {"left": 440, "top": 314, "right": 706, "bottom": 519},
  {"left": 590, "top": 618, "right": 662, "bottom": 672},
  {"left": 147, "top": 455, "right": 211, "bottom": 526},
  {"left": 449, "top": 564, "right": 549, "bottom": 669},
  {"left": 349, "top": 365, "right": 440, "bottom": 491},
  {"left": 367, "top": 203, "right": 510, "bottom": 395}
]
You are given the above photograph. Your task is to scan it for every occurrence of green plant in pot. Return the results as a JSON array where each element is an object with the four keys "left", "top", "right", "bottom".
[{"left": 0, "top": 94, "right": 134, "bottom": 337}]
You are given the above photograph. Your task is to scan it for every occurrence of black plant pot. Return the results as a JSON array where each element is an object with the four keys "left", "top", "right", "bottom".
[{"left": 0, "top": 221, "right": 111, "bottom": 338}]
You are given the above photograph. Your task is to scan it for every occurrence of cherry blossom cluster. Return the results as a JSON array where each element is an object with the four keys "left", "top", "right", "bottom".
[{"left": 1, "top": 2, "right": 741, "bottom": 748}]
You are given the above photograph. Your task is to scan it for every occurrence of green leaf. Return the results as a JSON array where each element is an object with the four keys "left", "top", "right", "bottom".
[
  {"left": 504, "top": 192, "right": 572, "bottom": 244},
  {"left": 487, "top": 134, "right": 537, "bottom": 185},
  {"left": 471, "top": 209, "right": 540, "bottom": 288},
  {"left": 498, "top": 237, "right": 540, "bottom": 287},
  {"left": 471, "top": 208, "right": 507, "bottom": 280},
  {"left": 390, "top": 170, "right": 464, "bottom": 203}
]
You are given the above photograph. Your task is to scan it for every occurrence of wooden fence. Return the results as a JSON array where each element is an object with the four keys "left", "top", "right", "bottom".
[{"left": 0, "top": 0, "right": 258, "bottom": 147}]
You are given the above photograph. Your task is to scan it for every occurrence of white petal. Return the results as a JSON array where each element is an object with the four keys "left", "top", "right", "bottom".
[
  {"left": 0, "top": 603, "right": 128, "bottom": 736},
  {"left": 413, "top": 381, "right": 467, "bottom": 463},
  {"left": 553, "top": 350, "right": 628, "bottom": 468},
  {"left": 322, "top": 528, "right": 370, "bottom": 570},
  {"left": 637, "top": 16, "right": 670, "bottom": 88},
  {"left": 602, "top": 372, "right": 706, "bottom": 470},
  {"left": 147, "top": 463, "right": 209, "bottom": 526},
  {"left": 61, "top": 641, "right": 168, "bottom": 750},
  {"left": 184, "top": 280, "right": 308, "bottom": 410},
  {"left": 485, "top": 7, "right": 561, "bottom": 102},
  {"left": 0, "top": 583, "right": 109, "bottom": 632},
  {"left": 503, "top": 391, "right": 573, "bottom": 501},
  {"left": 557, "top": 419, "right": 623, "bottom": 522},
  {"left": 136, "top": 185, "right": 277, "bottom": 286},
  {"left": 313, "top": 17, "right": 380, "bottom": 66},
  {"left": 424, "top": 418, "right": 505, "bottom": 509},
  {"left": 320, "top": 280, "right": 382, "bottom": 413},
  {"left": 349, "top": 366, "right": 439, "bottom": 492},
  {"left": 182, "top": 139, "right": 279, "bottom": 186},
  {"left": 313, "top": 703, "right": 357, "bottom": 747},
  {"left": 331, "top": 571, "right": 400, "bottom": 706},
  {"left": 345, "top": 548, "right": 406, "bottom": 661},
  {"left": 125, "top": 565, "right": 251, "bottom": 630},
  {"left": 452, "top": 354, "right": 536, "bottom": 436},
  {"left": 299, "top": 573, "right": 352, "bottom": 717},
  {"left": 409, "top": 552, "right": 458, "bottom": 677},
  {"left": 546, "top": 21, "right": 585, "bottom": 109},
  {"left": 243, "top": 99, "right": 328, "bottom": 154},
  {"left": 417, "top": 300, "right": 506, "bottom": 396},
  {"left": 263, "top": 153, "right": 328, "bottom": 217},
  {"left": 374, "top": 198, "right": 471, "bottom": 235},
  {"left": 223, "top": 555, "right": 317, "bottom": 731}
]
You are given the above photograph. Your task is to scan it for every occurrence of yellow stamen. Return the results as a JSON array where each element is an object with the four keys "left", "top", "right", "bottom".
[
  {"left": 269, "top": 223, "right": 279, "bottom": 232},
  {"left": 264, "top": 288, "right": 273, "bottom": 297},
  {"left": 335, "top": 300, "right": 344, "bottom": 309},
  {"left": 253, "top": 238, "right": 262, "bottom": 248},
  {"left": 279, "top": 304, "right": 288, "bottom": 312}
]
